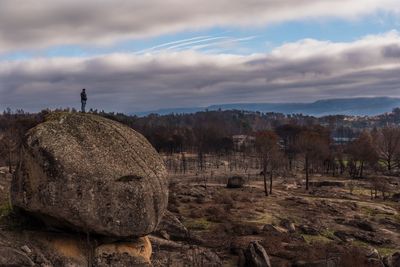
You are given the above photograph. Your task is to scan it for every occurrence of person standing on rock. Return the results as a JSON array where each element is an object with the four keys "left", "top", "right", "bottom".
[{"left": 80, "top": 89, "right": 87, "bottom": 113}]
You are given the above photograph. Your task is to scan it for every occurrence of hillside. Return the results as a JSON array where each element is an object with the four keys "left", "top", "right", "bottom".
[{"left": 137, "top": 97, "right": 400, "bottom": 117}]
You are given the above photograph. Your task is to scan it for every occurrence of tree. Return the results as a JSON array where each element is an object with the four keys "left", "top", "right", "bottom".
[
  {"left": 255, "top": 131, "right": 283, "bottom": 196},
  {"left": 296, "top": 128, "right": 330, "bottom": 190},
  {"left": 275, "top": 124, "right": 303, "bottom": 171},
  {"left": 374, "top": 127, "right": 400, "bottom": 172},
  {"left": 347, "top": 131, "right": 378, "bottom": 178}
]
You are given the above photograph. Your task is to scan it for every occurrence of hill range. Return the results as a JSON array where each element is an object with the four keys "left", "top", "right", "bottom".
[{"left": 136, "top": 97, "right": 400, "bottom": 117}]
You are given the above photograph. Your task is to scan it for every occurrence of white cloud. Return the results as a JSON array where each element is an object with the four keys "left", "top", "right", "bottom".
[
  {"left": 0, "top": 0, "right": 399, "bottom": 53},
  {"left": 1, "top": 31, "right": 400, "bottom": 112}
]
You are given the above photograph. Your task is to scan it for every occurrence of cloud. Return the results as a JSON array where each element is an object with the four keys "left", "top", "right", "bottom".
[
  {"left": 1, "top": 31, "right": 400, "bottom": 112},
  {"left": 0, "top": 0, "right": 399, "bottom": 53}
]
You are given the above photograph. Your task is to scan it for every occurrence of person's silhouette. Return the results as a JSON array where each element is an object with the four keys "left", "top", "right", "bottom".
[{"left": 80, "top": 89, "right": 87, "bottom": 113}]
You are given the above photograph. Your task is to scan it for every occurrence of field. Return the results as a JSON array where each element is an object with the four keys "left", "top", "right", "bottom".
[{"left": 159, "top": 158, "right": 400, "bottom": 266}]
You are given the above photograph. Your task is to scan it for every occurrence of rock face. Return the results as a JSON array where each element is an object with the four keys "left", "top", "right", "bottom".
[
  {"left": 11, "top": 112, "right": 168, "bottom": 238},
  {"left": 227, "top": 176, "right": 245, "bottom": 188}
]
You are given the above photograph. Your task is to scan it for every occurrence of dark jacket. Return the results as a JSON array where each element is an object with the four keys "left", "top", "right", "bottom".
[{"left": 81, "top": 91, "right": 87, "bottom": 101}]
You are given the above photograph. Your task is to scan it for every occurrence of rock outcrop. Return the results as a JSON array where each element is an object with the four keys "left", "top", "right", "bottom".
[{"left": 11, "top": 112, "right": 168, "bottom": 238}]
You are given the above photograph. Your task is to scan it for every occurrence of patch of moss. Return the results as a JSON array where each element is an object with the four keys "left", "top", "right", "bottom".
[
  {"left": 247, "top": 213, "right": 276, "bottom": 225},
  {"left": 376, "top": 247, "right": 399, "bottom": 257},
  {"left": 377, "top": 247, "right": 399, "bottom": 257},
  {"left": 361, "top": 205, "right": 399, "bottom": 221},
  {"left": 222, "top": 257, "right": 239, "bottom": 267},
  {"left": 45, "top": 111, "right": 70, "bottom": 121},
  {"left": 0, "top": 202, "right": 12, "bottom": 218},
  {"left": 351, "top": 240, "right": 398, "bottom": 257},
  {"left": 352, "top": 240, "right": 370, "bottom": 249},
  {"left": 352, "top": 188, "right": 371, "bottom": 197},
  {"left": 321, "top": 229, "right": 336, "bottom": 240},
  {"left": 183, "top": 218, "right": 214, "bottom": 231},
  {"left": 360, "top": 206, "right": 376, "bottom": 217},
  {"left": 302, "top": 234, "right": 332, "bottom": 244},
  {"left": 176, "top": 205, "right": 197, "bottom": 218}
]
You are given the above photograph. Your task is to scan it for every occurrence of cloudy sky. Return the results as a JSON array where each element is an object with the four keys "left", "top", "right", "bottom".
[{"left": 1, "top": 0, "right": 400, "bottom": 113}]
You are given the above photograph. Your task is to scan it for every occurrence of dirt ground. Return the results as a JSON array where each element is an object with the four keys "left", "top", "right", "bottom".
[{"left": 166, "top": 171, "right": 400, "bottom": 266}]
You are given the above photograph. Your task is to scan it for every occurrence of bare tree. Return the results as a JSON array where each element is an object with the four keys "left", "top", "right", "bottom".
[
  {"left": 296, "top": 128, "right": 330, "bottom": 190},
  {"left": 255, "top": 131, "right": 283, "bottom": 196},
  {"left": 347, "top": 131, "right": 378, "bottom": 178},
  {"left": 374, "top": 127, "right": 400, "bottom": 173}
]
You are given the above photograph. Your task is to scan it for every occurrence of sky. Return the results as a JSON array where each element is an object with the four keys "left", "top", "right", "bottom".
[{"left": 1, "top": 0, "right": 400, "bottom": 113}]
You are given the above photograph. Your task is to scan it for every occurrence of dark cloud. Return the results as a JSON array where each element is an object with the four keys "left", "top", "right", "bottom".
[
  {"left": 383, "top": 44, "right": 400, "bottom": 58},
  {"left": 0, "top": 0, "right": 399, "bottom": 53},
  {"left": 1, "top": 32, "right": 400, "bottom": 112}
]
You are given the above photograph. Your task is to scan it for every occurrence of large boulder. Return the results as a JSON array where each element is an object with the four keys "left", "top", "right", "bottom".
[{"left": 11, "top": 112, "right": 168, "bottom": 238}]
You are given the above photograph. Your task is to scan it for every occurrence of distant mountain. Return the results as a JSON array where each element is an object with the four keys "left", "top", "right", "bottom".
[{"left": 135, "top": 97, "right": 400, "bottom": 117}]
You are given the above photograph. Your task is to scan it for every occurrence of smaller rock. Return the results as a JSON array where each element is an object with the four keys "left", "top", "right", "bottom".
[
  {"left": 237, "top": 249, "right": 246, "bottom": 267},
  {"left": 244, "top": 241, "right": 271, "bottom": 267},
  {"left": 309, "top": 181, "right": 345, "bottom": 187},
  {"left": 383, "top": 251, "right": 400, "bottom": 267},
  {"left": 262, "top": 224, "right": 283, "bottom": 236},
  {"left": 280, "top": 218, "right": 296, "bottom": 233},
  {"left": 293, "top": 259, "right": 337, "bottom": 267},
  {"left": 227, "top": 176, "right": 245, "bottom": 188},
  {"left": 366, "top": 247, "right": 381, "bottom": 260},
  {"left": 155, "top": 210, "right": 189, "bottom": 241},
  {"left": 0, "top": 246, "right": 34, "bottom": 267},
  {"left": 367, "top": 258, "right": 384, "bottom": 267},
  {"left": 334, "top": 230, "right": 389, "bottom": 245},
  {"left": 151, "top": 242, "right": 222, "bottom": 267},
  {"left": 348, "top": 219, "right": 375, "bottom": 232},
  {"left": 227, "top": 223, "right": 261, "bottom": 236},
  {"left": 94, "top": 236, "right": 152, "bottom": 267},
  {"left": 334, "top": 231, "right": 353, "bottom": 242},
  {"left": 379, "top": 218, "right": 400, "bottom": 229},
  {"left": 298, "top": 225, "right": 319, "bottom": 236},
  {"left": 391, "top": 193, "right": 400, "bottom": 202},
  {"left": 20, "top": 245, "right": 32, "bottom": 254},
  {"left": 158, "top": 230, "right": 170, "bottom": 240}
]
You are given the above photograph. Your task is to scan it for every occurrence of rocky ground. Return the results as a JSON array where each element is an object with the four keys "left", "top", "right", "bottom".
[
  {"left": 162, "top": 172, "right": 400, "bottom": 266},
  {"left": 1, "top": 165, "right": 221, "bottom": 267},
  {"left": 2, "top": 164, "right": 400, "bottom": 266}
]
